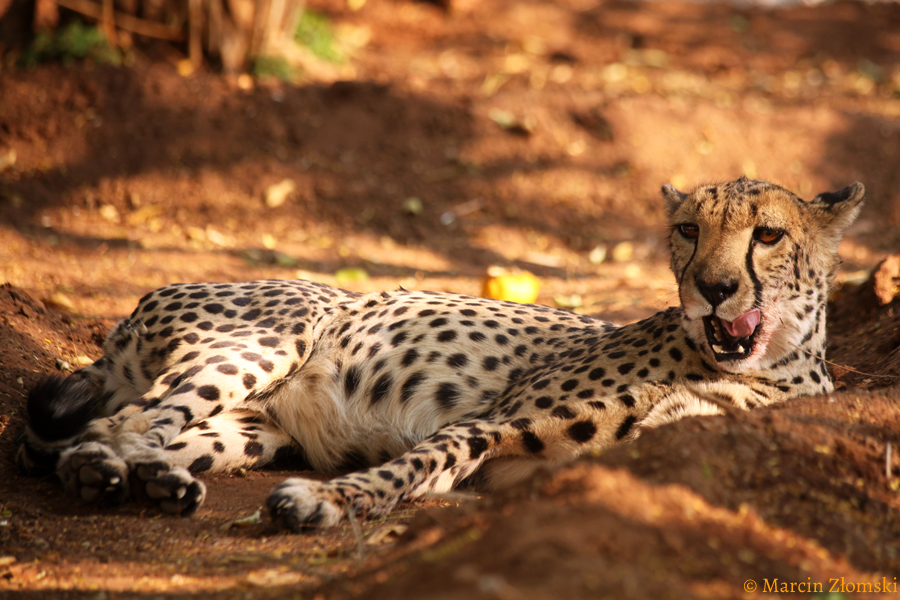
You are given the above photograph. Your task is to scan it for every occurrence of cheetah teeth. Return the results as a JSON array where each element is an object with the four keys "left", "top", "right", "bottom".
[
  {"left": 714, "top": 343, "right": 746, "bottom": 354},
  {"left": 713, "top": 344, "right": 747, "bottom": 354}
]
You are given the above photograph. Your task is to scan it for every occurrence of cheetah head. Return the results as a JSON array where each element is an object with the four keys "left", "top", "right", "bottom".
[{"left": 663, "top": 177, "right": 865, "bottom": 371}]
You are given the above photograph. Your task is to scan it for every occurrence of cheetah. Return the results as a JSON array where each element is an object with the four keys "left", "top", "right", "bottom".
[{"left": 17, "top": 177, "right": 864, "bottom": 531}]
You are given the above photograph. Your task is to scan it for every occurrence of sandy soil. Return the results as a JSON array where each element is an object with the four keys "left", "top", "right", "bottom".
[{"left": 2, "top": 0, "right": 900, "bottom": 597}]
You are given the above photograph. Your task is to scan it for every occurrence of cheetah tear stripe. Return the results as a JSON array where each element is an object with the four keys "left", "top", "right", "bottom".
[{"left": 17, "top": 177, "right": 865, "bottom": 529}]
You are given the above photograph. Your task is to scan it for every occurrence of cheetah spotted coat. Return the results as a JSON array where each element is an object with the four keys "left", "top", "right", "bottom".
[{"left": 17, "top": 177, "right": 865, "bottom": 530}]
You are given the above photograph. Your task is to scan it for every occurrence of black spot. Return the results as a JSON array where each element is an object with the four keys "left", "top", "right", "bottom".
[
  {"left": 617, "top": 363, "right": 635, "bottom": 375},
  {"left": 213, "top": 441, "right": 225, "bottom": 453},
  {"left": 560, "top": 379, "right": 578, "bottom": 391},
  {"left": 588, "top": 367, "right": 606, "bottom": 380},
  {"left": 521, "top": 431, "right": 544, "bottom": 454},
  {"left": 391, "top": 331, "right": 408, "bottom": 346},
  {"left": 241, "top": 309, "right": 262, "bottom": 321},
  {"left": 535, "top": 396, "right": 553, "bottom": 408},
  {"left": 244, "top": 441, "right": 264, "bottom": 457},
  {"left": 180, "top": 351, "right": 201, "bottom": 363},
  {"left": 469, "top": 331, "right": 486, "bottom": 342},
  {"left": 166, "top": 442, "right": 187, "bottom": 451},
  {"left": 437, "top": 330, "right": 458, "bottom": 342},
  {"left": 371, "top": 374, "right": 392, "bottom": 405},
  {"left": 259, "top": 337, "right": 279, "bottom": 348},
  {"left": 188, "top": 455, "right": 214, "bottom": 473},
  {"left": 443, "top": 453, "right": 457, "bottom": 470},
  {"left": 468, "top": 436, "right": 488, "bottom": 459},
  {"left": 197, "top": 385, "right": 220, "bottom": 401},
  {"left": 216, "top": 364, "right": 239, "bottom": 375},
  {"left": 400, "top": 372, "right": 426, "bottom": 403},
  {"left": 615, "top": 415, "right": 637, "bottom": 440},
  {"left": 552, "top": 405, "right": 576, "bottom": 419},
  {"left": 429, "top": 318, "right": 449, "bottom": 328},
  {"left": 669, "top": 347, "right": 683, "bottom": 362},
  {"left": 242, "top": 373, "right": 257, "bottom": 390},
  {"left": 567, "top": 420, "right": 597, "bottom": 443},
  {"left": 577, "top": 389, "right": 594, "bottom": 399},
  {"left": 402, "top": 348, "right": 419, "bottom": 367},
  {"left": 618, "top": 394, "right": 635, "bottom": 408},
  {"left": 448, "top": 353, "right": 468, "bottom": 368},
  {"left": 809, "top": 370, "right": 821, "bottom": 383},
  {"left": 435, "top": 382, "right": 461, "bottom": 410},
  {"left": 483, "top": 356, "right": 500, "bottom": 371},
  {"left": 344, "top": 366, "right": 361, "bottom": 396}
]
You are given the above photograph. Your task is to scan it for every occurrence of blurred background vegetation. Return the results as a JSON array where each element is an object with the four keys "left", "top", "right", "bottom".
[{"left": 0, "top": 0, "right": 348, "bottom": 75}]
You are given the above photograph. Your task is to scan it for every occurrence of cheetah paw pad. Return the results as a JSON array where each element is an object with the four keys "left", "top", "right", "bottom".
[
  {"left": 133, "top": 462, "right": 207, "bottom": 516},
  {"left": 58, "top": 441, "right": 129, "bottom": 505}
]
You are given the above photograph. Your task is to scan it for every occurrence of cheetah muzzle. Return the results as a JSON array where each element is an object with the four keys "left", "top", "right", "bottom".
[{"left": 17, "top": 176, "right": 865, "bottom": 530}]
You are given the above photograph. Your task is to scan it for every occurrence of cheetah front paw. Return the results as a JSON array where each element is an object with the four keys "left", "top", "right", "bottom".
[
  {"left": 58, "top": 441, "right": 130, "bottom": 505},
  {"left": 132, "top": 462, "right": 207, "bottom": 516},
  {"left": 267, "top": 478, "right": 345, "bottom": 532}
]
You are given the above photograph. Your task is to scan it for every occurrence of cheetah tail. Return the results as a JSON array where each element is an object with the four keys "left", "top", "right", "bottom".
[{"left": 16, "top": 375, "right": 104, "bottom": 476}]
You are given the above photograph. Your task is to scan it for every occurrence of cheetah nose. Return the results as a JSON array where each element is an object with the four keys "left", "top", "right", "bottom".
[{"left": 695, "top": 277, "right": 738, "bottom": 307}]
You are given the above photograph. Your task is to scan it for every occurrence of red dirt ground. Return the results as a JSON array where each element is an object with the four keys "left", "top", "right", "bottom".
[{"left": 2, "top": 0, "right": 900, "bottom": 598}]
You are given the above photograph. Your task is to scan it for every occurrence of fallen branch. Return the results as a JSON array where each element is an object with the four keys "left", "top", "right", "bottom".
[{"left": 56, "top": 0, "right": 185, "bottom": 41}]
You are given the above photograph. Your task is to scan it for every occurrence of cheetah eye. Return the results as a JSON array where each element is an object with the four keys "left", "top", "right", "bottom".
[
  {"left": 677, "top": 224, "right": 699, "bottom": 240},
  {"left": 753, "top": 227, "right": 784, "bottom": 245}
]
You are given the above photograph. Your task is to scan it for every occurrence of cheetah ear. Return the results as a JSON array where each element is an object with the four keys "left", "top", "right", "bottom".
[
  {"left": 809, "top": 182, "right": 866, "bottom": 235},
  {"left": 662, "top": 184, "right": 687, "bottom": 217}
]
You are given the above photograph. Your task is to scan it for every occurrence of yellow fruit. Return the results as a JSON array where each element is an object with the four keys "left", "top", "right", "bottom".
[{"left": 482, "top": 269, "right": 540, "bottom": 304}]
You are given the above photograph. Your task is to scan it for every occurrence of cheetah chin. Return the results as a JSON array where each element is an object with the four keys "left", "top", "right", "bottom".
[{"left": 703, "top": 308, "right": 761, "bottom": 361}]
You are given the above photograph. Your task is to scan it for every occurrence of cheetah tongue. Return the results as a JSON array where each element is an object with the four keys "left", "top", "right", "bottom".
[{"left": 721, "top": 309, "right": 760, "bottom": 339}]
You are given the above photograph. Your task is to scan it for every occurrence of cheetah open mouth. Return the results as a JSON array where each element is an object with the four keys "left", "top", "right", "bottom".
[{"left": 702, "top": 309, "right": 761, "bottom": 361}]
